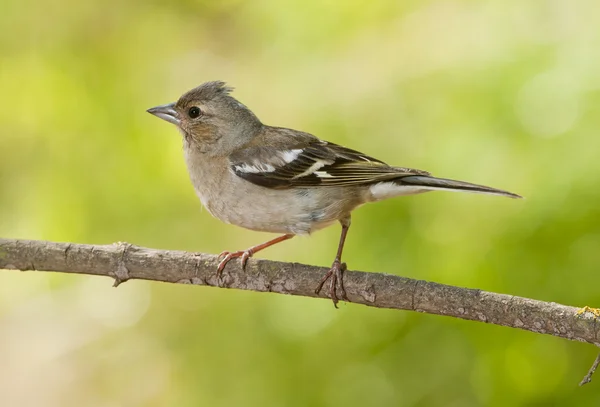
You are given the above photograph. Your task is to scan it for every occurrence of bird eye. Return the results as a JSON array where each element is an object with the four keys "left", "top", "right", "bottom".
[{"left": 188, "top": 106, "right": 201, "bottom": 118}]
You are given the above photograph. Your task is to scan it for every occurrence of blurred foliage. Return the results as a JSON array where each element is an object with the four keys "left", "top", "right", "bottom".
[{"left": 2, "top": 0, "right": 600, "bottom": 406}]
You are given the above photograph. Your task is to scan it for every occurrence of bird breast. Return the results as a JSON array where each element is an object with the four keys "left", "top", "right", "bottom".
[{"left": 183, "top": 149, "right": 360, "bottom": 235}]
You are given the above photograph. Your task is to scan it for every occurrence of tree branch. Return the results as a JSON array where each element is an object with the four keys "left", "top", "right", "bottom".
[{"left": 1, "top": 238, "right": 599, "bottom": 368}]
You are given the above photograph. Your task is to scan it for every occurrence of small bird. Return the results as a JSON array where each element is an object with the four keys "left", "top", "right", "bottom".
[{"left": 148, "top": 81, "right": 521, "bottom": 306}]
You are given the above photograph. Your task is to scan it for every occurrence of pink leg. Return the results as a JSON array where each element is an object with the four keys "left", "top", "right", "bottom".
[
  {"left": 315, "top": 219, "right": 351, "bottom": 308},
  {"left": 217, "top": 234, "right": 294, "bottom": 276}
]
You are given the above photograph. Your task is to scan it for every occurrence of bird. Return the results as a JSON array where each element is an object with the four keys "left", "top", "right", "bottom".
[{"left": 147, "top": 81, "right": 521, "bottom": 307}]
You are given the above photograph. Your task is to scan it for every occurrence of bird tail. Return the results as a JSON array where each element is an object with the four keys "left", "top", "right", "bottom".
[{"left": 396, "top": 175, "right": 522, "bottom": 199}]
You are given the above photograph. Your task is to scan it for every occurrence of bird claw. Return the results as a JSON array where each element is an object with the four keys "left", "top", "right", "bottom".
[
  {"left": 315, "top": 260, "right": 348, "bottom": 308},
  {"left": 217, "top": 251, "right": 230, "bottom": 261},
  {"left": 216, "top": 249, "right": 254, "bottom": 277}
]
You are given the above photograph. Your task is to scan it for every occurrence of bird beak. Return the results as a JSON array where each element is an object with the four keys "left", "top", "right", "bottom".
[{"left": 147, "top": 102, "right": 180, "bottom": 126}]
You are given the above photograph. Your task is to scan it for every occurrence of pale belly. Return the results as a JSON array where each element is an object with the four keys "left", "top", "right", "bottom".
[
  {"left": 195, "top": 181, "right": 341, "bottom": 235},
  {"left": 184, "top": 151, "right": 361, "bottom": 235}
]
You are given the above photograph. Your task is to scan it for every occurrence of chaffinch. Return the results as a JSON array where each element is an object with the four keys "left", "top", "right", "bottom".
[{"left": 148, "top": 81, "right": 521, "bottom": 306}]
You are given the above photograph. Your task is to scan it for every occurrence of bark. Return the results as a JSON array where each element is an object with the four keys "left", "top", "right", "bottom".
[{"left": 1, "top": 238, "right": 597, "bottom": 345}]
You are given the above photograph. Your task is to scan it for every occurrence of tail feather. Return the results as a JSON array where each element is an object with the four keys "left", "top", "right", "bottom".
[{"left": 397, "top": 175, "right": 522, "bottom": 199}]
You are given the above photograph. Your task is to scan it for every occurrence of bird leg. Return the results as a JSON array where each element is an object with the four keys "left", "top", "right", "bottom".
[
  {"left": 217, "top": 233, "right": 294, "bottom": 276},
  {"left": 315, "top": 220, "right": 350, "bottom": 307}
]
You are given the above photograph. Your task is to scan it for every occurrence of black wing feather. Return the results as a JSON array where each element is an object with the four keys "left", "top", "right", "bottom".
[{"left": 230, "top": 140, "right": 429, "bottom": 189}]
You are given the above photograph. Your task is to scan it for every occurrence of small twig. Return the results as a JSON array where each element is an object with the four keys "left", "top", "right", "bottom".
[
  {"left": 580, "top": 351, "right": 600, "bottom": 386},
  {"left": 112, "top": 242, "right": 131, "bottom": 287}
]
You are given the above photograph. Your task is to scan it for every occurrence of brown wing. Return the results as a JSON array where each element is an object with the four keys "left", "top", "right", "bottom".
[{"left": 230, "top": 140, "right": 430, "bottom": 189}]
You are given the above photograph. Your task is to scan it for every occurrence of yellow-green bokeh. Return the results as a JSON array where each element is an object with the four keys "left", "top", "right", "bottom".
[{"left": 2, "top": 1, "right": 600, "bottom": 406}]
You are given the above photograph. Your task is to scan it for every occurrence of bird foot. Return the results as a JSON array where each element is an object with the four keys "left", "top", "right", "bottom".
[
  {"left": 315, "top": 260, "right": 348, "bottom": 308},
  {"left": 216, "top": 249, "right": 254, "bottom": 277}
]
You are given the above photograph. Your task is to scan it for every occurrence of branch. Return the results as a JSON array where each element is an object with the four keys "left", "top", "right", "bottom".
[
  {"left": 1, "top": 238, "right": 599, "bottom": 381},
  {"left": 580, "top": 352, "right": 600, "bottom": 386}
]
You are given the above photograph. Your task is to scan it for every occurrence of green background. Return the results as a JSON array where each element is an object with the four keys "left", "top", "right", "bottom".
[{"left": 2, "top": 1, "right": 600, "bottom": 406}]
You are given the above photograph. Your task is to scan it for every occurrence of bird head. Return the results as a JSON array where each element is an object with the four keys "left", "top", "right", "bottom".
[{"left": 147, "top": 81, "right": 262, "bottom": 155}]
